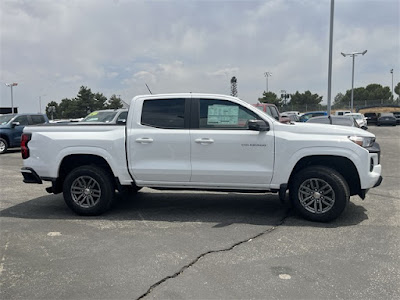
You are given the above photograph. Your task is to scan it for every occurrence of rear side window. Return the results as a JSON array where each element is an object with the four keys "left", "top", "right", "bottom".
[
  {"left": 30, "top": 115, "right": 45, "bottom": 124},
  {"left": 141, "top": 99, "right": 185, "bottom": 129}
]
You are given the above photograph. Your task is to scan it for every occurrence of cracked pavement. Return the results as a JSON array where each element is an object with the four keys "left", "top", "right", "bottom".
[{"left": 1, "top": 126, "right": 399, "bottom": 299}]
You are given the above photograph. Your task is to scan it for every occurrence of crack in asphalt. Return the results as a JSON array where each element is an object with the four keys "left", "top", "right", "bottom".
[{"left": 136, "top": 209, "right": 291, "bottom": 300}]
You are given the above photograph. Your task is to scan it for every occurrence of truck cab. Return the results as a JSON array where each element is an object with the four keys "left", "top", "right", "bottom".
[{"left": 0, "top": 113, "right": 48, "bottom": 154}]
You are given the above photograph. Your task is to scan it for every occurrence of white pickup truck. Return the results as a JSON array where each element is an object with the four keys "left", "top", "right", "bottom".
[{"left": 20, "top": 93, "right": 382, "bottom": 222}]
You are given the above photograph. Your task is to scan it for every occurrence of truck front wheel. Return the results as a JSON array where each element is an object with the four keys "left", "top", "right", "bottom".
[
  {"left": 289, "top": 166, "right": 349, "bottom": 222},
  {"left": 63, "top": 165, "right": 115, "bottom": 215}
]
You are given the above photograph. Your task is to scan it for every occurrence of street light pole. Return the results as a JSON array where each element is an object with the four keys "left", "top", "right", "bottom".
[
  {"left": 390, "top": 69, "right": 394, "bottom": 100},
  {"left": 341, "top": 50, "right": 367, "bottom": 112},
  {"left": 5, "top": 83, "right": 18, "bottom": 114},
  {"left": 327, "top": 0, "right": 334, "bottom": 117},
  {"left": 39, "top": 94, "right": 46, "bottom": 113},
  {"left": 264, "top": 72, "right": 272, "bottom": 93}
]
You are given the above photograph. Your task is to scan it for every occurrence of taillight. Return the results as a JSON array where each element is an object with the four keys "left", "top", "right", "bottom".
[{"left": 21, "top": 133, "right": 32, "bottom": 159}]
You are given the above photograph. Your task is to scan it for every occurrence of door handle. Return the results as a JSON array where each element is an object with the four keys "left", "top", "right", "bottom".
[
  {"left": 135, "top": 137, "right": 154, "bottom": 144},
  {"left": 195, "top": 138, "right": 214, "bottom": 145}
]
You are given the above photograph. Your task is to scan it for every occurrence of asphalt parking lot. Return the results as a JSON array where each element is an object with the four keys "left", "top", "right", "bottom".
[{"left": 1, "top": 125, "right": 399, "bottom": 300}]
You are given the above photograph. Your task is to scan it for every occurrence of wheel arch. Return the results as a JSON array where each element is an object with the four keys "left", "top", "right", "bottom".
[
  {"left": 0, "top": 134, "right": 10, "bottom": 145},
  {"left": 54, "top": 154, "right": 116, "bottom": 194},
  {"left": 288, "top": 155, "right": 361, "bottom": 196}
]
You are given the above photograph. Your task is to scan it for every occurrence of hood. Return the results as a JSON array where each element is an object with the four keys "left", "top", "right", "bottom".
[{"left": 275, "top": 121, "right": 375, "bottom": 138}]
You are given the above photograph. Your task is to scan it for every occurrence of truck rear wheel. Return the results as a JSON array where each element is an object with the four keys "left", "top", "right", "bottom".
[
  {"left": 289, "top": 166, "right": 349, "bottom": 222},
  {"left": 0, "top": 138, "right": 8, "bottom": 154},
  {"left": 63, "top": 165, "right": 115, "bottom": 215}
]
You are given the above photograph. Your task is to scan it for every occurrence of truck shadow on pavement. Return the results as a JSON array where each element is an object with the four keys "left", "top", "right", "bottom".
[{"left": 0, "top": 189, "right": 368, "bottom": 227}]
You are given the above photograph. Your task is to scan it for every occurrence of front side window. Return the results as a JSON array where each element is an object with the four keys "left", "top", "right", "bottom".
[
  {"left": 141, "top": 99, "right": 185, "bottom": 129},
  {"left": 13, "top": 115, "right": 29, "bottom": 125},
  {"left": 199, "top": 99, "right": 261, "bottom": 130}
]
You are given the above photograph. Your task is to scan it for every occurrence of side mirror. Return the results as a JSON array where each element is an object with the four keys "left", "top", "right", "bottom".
[
  {"left": 116, "top": 119, "right": 126, "bottom": 125},
  {"left": 11, "top": 122, "right": 20, "bottom": 128},
  {"left": 361, "top": 126, "right": 368, "bottom": 130},
  {"left": 248, "top": 120, "right": 270, "bottom": 131}
]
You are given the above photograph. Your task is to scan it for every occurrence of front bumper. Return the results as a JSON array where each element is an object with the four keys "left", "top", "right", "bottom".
[{"left": 21, "top": 167, "right": 42, "bottom": 184}]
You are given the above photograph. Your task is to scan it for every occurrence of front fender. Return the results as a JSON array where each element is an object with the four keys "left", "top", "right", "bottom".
[{"left": 270, "top": 145, "right": 366, "bottom": 188}]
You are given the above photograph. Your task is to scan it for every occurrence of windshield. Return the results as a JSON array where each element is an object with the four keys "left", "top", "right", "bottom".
[
  {"left": 0, "top": 115, "right": 14, "bottom": 125},
  {"left": 81, "top": 111, "right": 117, "bottom": 123}
]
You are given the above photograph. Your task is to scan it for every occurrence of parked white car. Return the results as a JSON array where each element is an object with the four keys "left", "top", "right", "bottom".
[
  {"left": 345, "top": 113, "right": 367, "bottom": 129},
  {"left": 335, "top": 110, "right": 351, "bottom": 116}
]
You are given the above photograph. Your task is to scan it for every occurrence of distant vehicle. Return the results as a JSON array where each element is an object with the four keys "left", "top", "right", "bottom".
[
  {"left": 252, "top": 103, "right": 290, "bottom": 123},
  {"left": 49, "top": 119, "right": 83, "bottom": 124},
  {"left": 364, "top": 112, "right": 378, "bottom": 125},
  {"left": 392, "top": 112, "right": 400, "bottom": 124},
  {"left": 0, "top": 113, "right": 49, "bottom": 154},
  {"left": 306, "top": 115, "right": 366, "bottom": 129},
  {"left": 286, "top": 114, "right": 300, "bottom": 122},
  {"left": 281, "top": 111, "right": 300, "bottom": 117},
  {"left": 335, "top": 110, "right": 351, "bottom": 116},
  {"left": 81, "top": 109, "right": 128, "bottom": 124},
  {"left": 345, "top": 113, "right": 367, "bottom": 128},
  {"left": 299, "top": 111, "right": 328, "bottom": 122},
  {"left": 377, "top": 113, "right": 397, "bottom": 126}
]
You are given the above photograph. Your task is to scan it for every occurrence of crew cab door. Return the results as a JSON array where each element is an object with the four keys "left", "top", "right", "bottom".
[
  {"left": 126, "top": 97, "right": 191, "bottom": 182},
  {"left": 190, "top": 98, "right": 275, "bottom": 186}
]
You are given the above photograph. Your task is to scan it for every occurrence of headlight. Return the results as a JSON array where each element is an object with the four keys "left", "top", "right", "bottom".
[{"left": 348, "top": 136, "right": 375, "bottom": 147}]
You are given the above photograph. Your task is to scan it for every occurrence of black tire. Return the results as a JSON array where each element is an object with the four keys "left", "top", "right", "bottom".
[
  {"left": 63, "top": 165, "right": 115, "bottom": 216},
  {"left": 0, "top": 138, "right": 8, "bottom": 154},
  {"left": 289, "top": 166, "right": 349, "bottom": 222}
]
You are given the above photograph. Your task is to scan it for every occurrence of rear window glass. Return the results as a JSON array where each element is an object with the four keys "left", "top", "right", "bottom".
[
  {"left": 30, "top": 115, "right": 45, "bottom": 124},
  {"left": 141, "top": 99, "right": 185, "bottom": 129}
]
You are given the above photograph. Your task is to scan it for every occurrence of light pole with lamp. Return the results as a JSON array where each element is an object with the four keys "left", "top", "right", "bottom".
[
  {"left": 341, "top": 50, "right": 367, "bottom": 112},
  {"left": 264, "top": 72, "right": 272, "bottom": 93},
  {"left": 5, "top": 82, "right": 18, "bottom": 114},
  {"left": 390, "top": 69, "right": 394, "bottom": 100}
]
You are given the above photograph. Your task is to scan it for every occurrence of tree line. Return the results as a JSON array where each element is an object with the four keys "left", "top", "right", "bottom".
[
  {"left": 258, "top": 82, "right": 400, "bottom": 111},
  {"left": 46, "top": 82, "right": 400, "bottom": 119},
  {"left": 45, "top": 86, "right": 123, "bottom": 119}
]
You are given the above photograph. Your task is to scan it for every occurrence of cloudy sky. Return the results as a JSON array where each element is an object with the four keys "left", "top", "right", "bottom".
[{"left": 1, "top": 0, "right": 399, "bottom": 113}]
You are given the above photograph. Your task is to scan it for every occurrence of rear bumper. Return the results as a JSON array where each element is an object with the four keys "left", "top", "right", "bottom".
[{"left": 21, "top": 167, "right": 42, "bottom": 184}]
